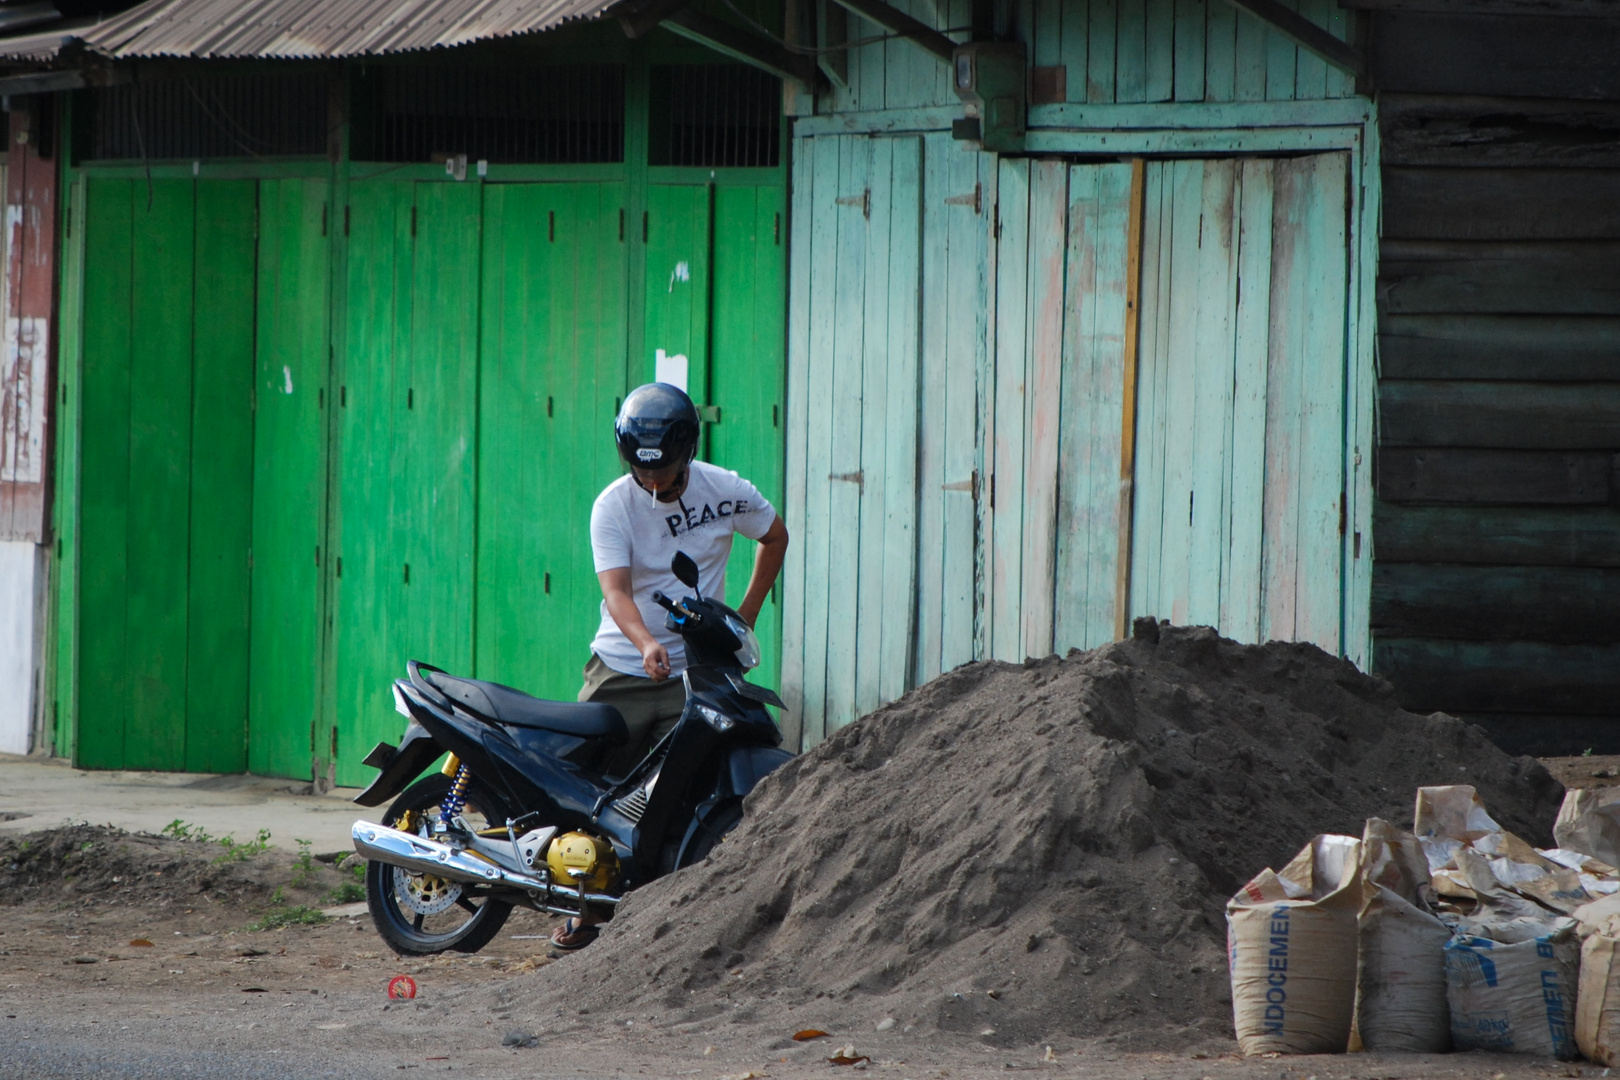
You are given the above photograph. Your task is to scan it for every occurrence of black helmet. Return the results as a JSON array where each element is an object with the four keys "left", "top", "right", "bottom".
[{"left": 615, "top": 383, "right": 700, "bottom": 469}]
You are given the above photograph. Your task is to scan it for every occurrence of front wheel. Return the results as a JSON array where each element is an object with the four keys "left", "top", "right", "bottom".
[{"left": 365, "top": 773, "right": 515, "bottom": 956}]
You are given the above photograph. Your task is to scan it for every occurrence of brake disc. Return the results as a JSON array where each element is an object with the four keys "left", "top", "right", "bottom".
[{"left": 394, "top": 867, "right": 463, "bottom": 916}]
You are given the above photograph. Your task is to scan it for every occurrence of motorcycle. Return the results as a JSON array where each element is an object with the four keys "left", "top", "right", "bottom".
[{"left": 349, "top": 551, "right": 792, "bottom": 955}]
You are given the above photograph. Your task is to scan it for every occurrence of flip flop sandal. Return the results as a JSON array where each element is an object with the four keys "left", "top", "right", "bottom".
[{"left": 550, "top": 918, "right": 600, "bottom": 951}]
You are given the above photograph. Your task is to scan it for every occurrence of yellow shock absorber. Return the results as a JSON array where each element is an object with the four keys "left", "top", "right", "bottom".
[{"left": 439, "top": 761, "right": 472, "bottom": 830}]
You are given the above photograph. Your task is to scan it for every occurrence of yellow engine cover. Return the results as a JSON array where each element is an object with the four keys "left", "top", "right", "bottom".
[{"left": 545, "top": 831, "right": 618, "bottom": 893}]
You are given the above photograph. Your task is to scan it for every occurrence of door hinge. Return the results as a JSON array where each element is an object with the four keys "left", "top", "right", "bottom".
[
  {"left": 830, "top": 469, "right": 864, "bottom": 490},
  {"left": 548, "top": 210, "right": 555, "bottom": 242},
  {"left": 619, "top": 208, "right": 625, "bottom": 242},
  {"left": 836, "top": 190, "right": 870, "bottom": 219},
  {"left": 944, "top": 183, "right": 981, "bottom": 214},
  {"left": 403, "top": 562, "right": 411, "bottom": 585},
  {"left": 344, "top": 205, "right": 350, "bottom": 236},
  {"left": 411, "top": 205, "right": 417, "bottom": 238}
]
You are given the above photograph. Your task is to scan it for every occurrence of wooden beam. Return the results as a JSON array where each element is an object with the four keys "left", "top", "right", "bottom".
[
  {"left": 660, "top": 8, "right": 826, "bottom": 91},
  {"left": 613, "top": 0, "right": 700, "bottom": 40},
  {"left": 1343, "top": 0, "right": 1613, "bottom": 15},
  {"left": 827, "top": 0, "right": 956, "bottom": 61},
  {"left": 1214, "top": 0, "right": 1364, "bottom": 77}
]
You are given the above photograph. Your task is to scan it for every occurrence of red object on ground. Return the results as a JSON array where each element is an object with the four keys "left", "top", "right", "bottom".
[{"left": 387, "top": 975, "right": 418, "bottom": 999}]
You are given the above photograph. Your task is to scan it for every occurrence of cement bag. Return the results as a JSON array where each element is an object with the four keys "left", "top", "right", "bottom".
[
  {"left": 1355, "top": 819, "right": 1451, "bottom": 1052},
  {"left": 1228, "top": 834, "right": 1361, "bottom": 1055},
  {"left": 1416, "top": 785, "right": 1602, "bottom": 915},
  {"left": 1557, "top": 787, "right": 1620, "bottom": 870},
  {"left": 1444, "top": 921, "right": 1580, "bottom": 1059},
  {"left": 1577, "top": 934, "right": 1620, "bottom": 1064}
]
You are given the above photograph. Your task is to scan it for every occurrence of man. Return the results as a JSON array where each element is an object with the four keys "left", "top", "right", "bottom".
[{"left": 551, "top": 382, "right": 788, "bottom": 950}]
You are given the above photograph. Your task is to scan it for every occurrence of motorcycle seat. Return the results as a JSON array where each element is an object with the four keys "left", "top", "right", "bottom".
[{"left": 421, "top": 671, "right": 629, "bottom": 744}]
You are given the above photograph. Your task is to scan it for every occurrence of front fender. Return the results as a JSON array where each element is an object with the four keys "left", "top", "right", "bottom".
[
  {"left": 352, "top": 721, "right": 441, "bottom": 807},
  {"left": 725, "top": 745, "right": 794, "bottom": 800}
]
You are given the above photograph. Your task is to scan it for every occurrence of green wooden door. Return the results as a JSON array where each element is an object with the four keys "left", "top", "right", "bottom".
[
  {"left": 332, "top": 180, "right": 411, "bottom": 786},
  {"left": 708, "top": 184, "right": 787, "bottom": 696},
  {"left": 476, "top": 182, "right": 628, "bottom": 701},
  {"left": 397, "top": 183, "right": 481, "bottom": 681},
  {"left": 643, "top": 185, "right": 711, "bottom": 407},
  {"left": 248, "top": 179, "right": 331, "bottom": 780},
  {"left": 331, "top": 181, "right": 480, "bottom": 784},
  {"left": 643, "top": 181, "right": 789, "bottom": 695},
  {"left": 73, "top": 178, "right": 256, "bottom": 772}
]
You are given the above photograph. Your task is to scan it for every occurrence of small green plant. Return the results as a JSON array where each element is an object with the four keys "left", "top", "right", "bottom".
[
  {"left": 248, "top": 904, "right": 329, "bottom": 931},
  {"left": 79, "top": 841, "right": 95, "bottom": 853},
  {"left": 1585, "top": 747, "right": 1596, "bottom": 757},
  {"left": 161, "top": 819, "right": 215, "bottom": 844},
  {"left": 324, "top": 881, "right": 366, "bottom": 904},
  {"left": 213, "top": 828, "right": 273, "bottom": 865},
  {"left": 290, "top": 839, "right": 317, "bottom": 888}
]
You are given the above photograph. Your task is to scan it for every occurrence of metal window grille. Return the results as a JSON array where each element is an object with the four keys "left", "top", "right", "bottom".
[
  {"left": 85, "top": 71, "right": 328, "bottom": 161},
  {"left": 650, "top": 65, "right": 780, "bottom": 168},
  {"left": 355, "top": 64, "right": 625, "bottom": 164}
]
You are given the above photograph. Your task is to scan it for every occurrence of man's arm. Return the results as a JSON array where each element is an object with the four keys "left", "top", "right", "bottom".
[
  {"left": 736, "top": 514, "right": 789, "bottom": 628},
  {"left": 597, "top": 566, "right": 672, "bottom": 681}
]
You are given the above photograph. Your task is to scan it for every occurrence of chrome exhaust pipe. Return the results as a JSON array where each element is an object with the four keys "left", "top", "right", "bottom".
[{"left": 351, "top": 821, "right": 620, "bottom": 908}]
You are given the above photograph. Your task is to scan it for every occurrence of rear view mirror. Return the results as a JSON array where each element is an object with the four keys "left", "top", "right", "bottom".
[{"left": 671, "top": 551, "right": 700, "bottom": 591}]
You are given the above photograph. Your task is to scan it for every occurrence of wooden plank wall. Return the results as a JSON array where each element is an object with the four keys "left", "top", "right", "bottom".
[
  {"left": 819, "top": 0, "right": 1356, "bottom": 114},
  {"left": 1366, "top": 6, "right": 1620, "bottom": 754}
]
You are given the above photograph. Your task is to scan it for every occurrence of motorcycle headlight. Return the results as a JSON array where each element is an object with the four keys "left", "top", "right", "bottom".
[
  {"left": 721, "top": 613, "right": 761, "bottom": 670},
  {"left": 692, "top": 702, "right": 736, "bottom": 733}
]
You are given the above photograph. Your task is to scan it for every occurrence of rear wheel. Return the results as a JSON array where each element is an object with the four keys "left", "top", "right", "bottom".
[{"left": 365, "top": 773, "right": 515, "bottom": 956}]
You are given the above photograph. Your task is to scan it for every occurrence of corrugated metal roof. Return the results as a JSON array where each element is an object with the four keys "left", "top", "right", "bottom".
[
  {"left": 73, "top": 0, "right": 618, "bottom": 59},
  {"left": 0, "top": 16, "right": 104, "bottom": 60}
]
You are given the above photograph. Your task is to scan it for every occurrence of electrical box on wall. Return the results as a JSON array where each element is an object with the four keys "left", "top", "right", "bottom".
[{"left": 951, "top": 42, "right": 1026, "bottom": 153}]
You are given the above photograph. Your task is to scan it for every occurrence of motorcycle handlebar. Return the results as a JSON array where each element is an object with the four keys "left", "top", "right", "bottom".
[{"left": 651, "top": 591, "right": 682, "bottom": 615}]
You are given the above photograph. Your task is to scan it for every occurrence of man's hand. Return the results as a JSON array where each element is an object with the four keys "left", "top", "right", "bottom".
[{"left": 640, "top": 641, "right": 672, "bottom": 681}]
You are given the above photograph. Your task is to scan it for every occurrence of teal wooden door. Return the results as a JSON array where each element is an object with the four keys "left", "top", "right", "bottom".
[
  {"left": 783, "top": 135, "right": 923, "bottom": 744},
  {"left": 986, "top": 159, "right": 1136, "bottom": 662},
  {"left": 73, "top": 178, "right": 256, "bottom": 773},
  {"left": 476, "top": 182, "right": 628, "bottom": 702},
  {"left": 1130, "top": 154, "right": 1352, "bottom": 649},
  {"left": 248, "top": 179, "right": 331, "bottom": 780}
]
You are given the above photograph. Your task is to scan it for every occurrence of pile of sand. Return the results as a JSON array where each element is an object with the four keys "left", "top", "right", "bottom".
[{"left": 521, "top": 623, "right": 1563, "bottom": 1050}]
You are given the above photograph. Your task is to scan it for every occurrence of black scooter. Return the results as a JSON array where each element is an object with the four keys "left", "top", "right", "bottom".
[{"left": 350, "top": 552, "right": 792, "bottom": 955}]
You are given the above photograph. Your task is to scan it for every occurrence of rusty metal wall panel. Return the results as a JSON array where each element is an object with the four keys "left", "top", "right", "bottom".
[
  {"left": 1, "top": 109, "right": 58, "bottom": 543},
  {"left": 80, "top": 0, "right": 617, "bottom": 59}
]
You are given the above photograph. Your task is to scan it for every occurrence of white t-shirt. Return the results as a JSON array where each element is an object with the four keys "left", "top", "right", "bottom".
[{"left": 589, "top": 460, "right": 776, "bottom": 677}]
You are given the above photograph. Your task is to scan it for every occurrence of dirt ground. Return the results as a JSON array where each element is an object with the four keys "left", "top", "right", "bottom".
[{"left": 2, "top": 764, "right": 1616, "bottom": 1080}]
